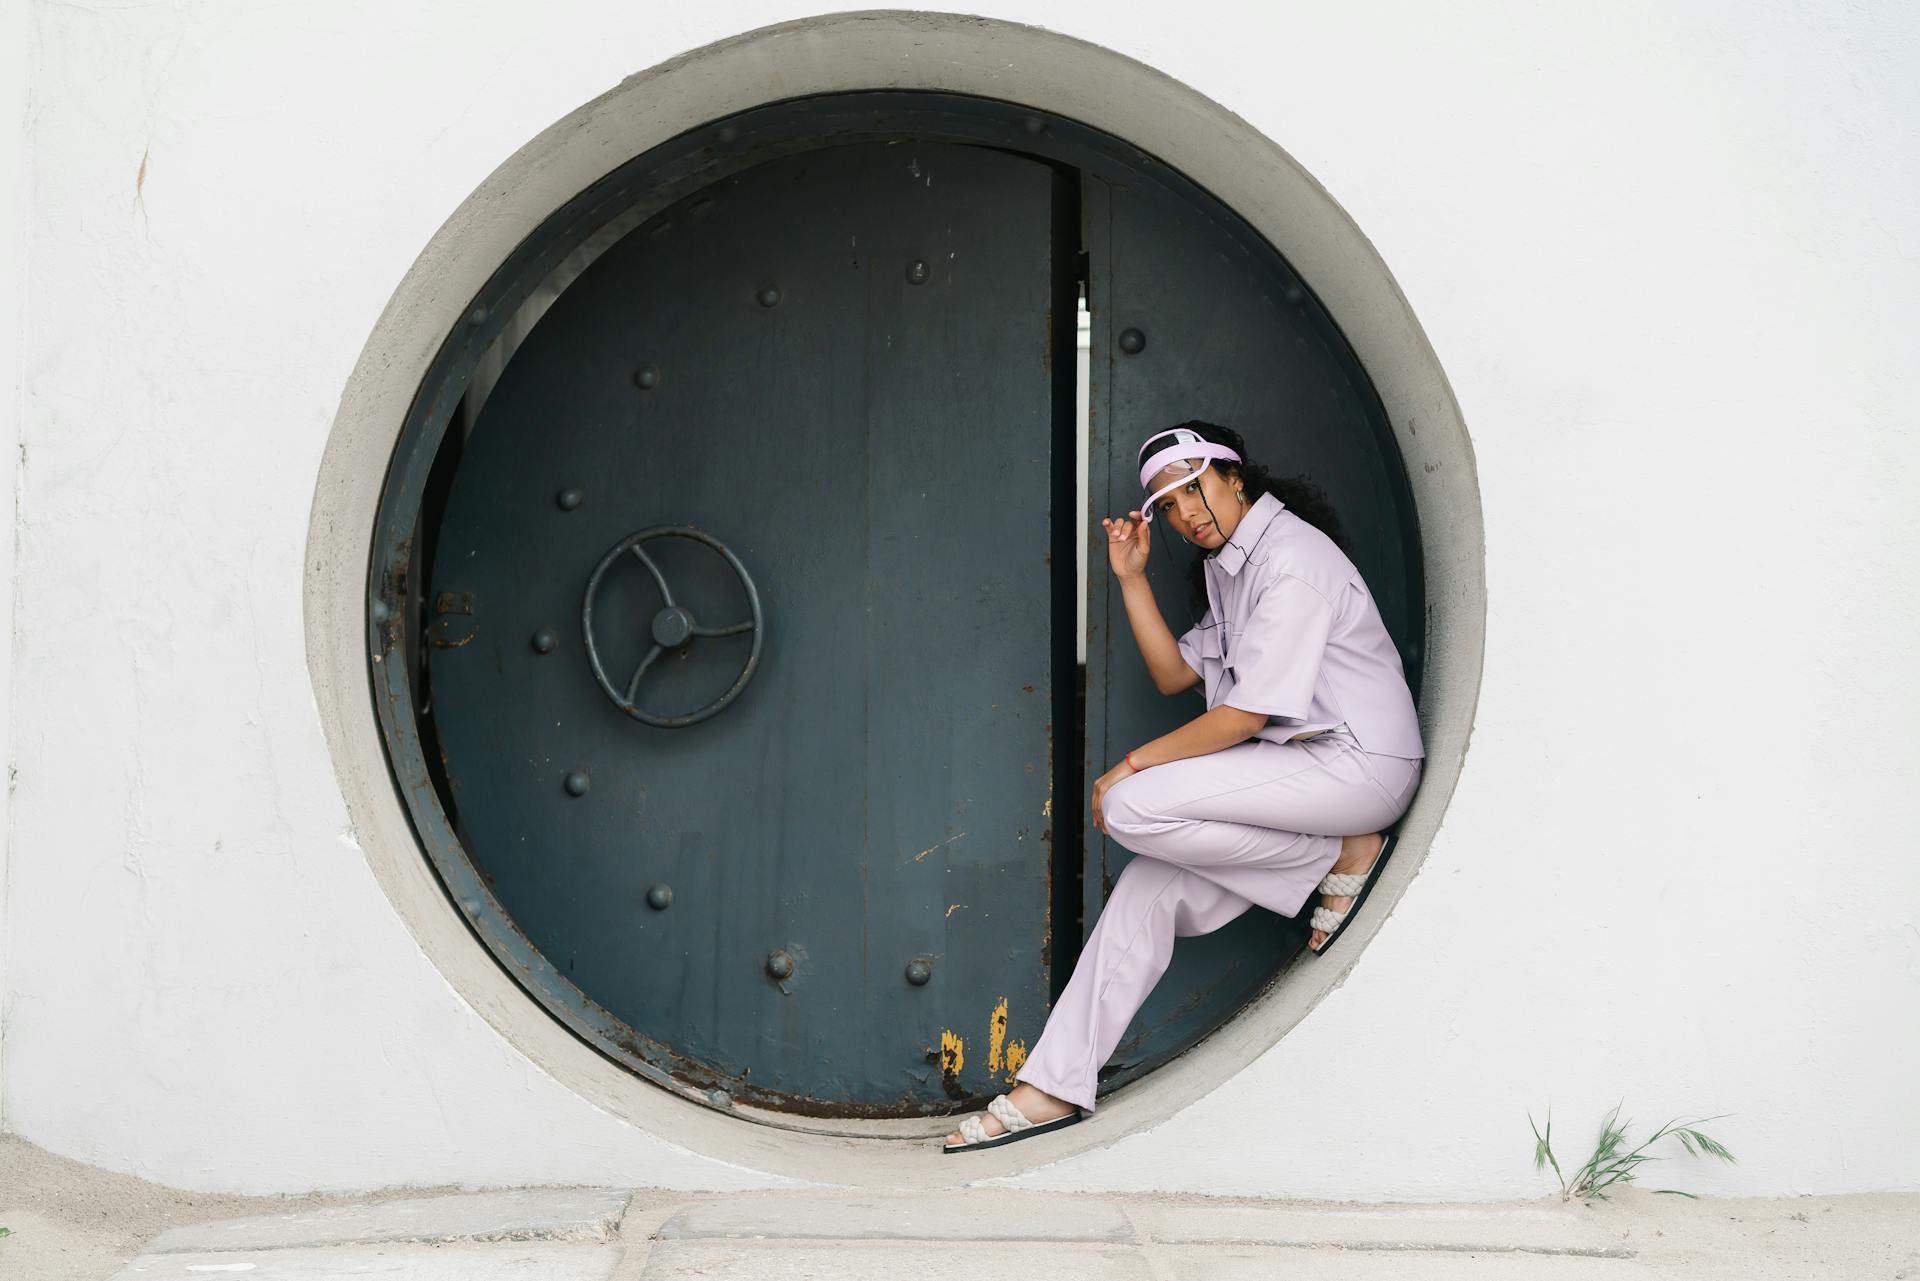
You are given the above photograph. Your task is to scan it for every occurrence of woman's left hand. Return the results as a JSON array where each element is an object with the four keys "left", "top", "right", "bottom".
[{"left": 1090, "top": 759, "right": 1138, "bottom": 832}]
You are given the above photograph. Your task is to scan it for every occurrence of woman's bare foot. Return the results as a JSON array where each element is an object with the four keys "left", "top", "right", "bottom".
[
  {"left": 1309, "top": 831, "right": 1385, "bottom": 952},
  {"left": 943, "top": 1082, "right": 1076, "bottom": 1147}
]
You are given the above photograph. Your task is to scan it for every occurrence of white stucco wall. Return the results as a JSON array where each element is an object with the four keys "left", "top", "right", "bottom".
[
  {"left": 0, "top": 0, "right": 32, "bottom": 1127},
  {"left": 3, "top": 0, "right": 1916, "bottom": 1201}
]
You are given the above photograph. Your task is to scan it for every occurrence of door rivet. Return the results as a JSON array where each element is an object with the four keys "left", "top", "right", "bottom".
[
  {"left": 1023, "top": 116, "right": 1046, "bottom": 134},
  {"left": 370, "top": 599, "right": 390, "bottom": 624},
  {"left": 466, "top": 304, "right": 488, "bottom": 327},
  {"left": 905, "top": 959, "right": 933, "bottom": 986},
  {"left": 765, "top": 949, "right": 795, "bottom": 980},
  {"left": 717, "top": 124, "right": 739, "bottom": 143},
  {"left": 556, "top": 488, "right": 584, "bottom": 511},
  {"left": 757, "top": 285, "right": 782, "bottom": 308},
  {"left": 530, "top": 627, "right": 558, "bottom": 654},
  {"left": 564, "top": 769, "right": 591, "bottom": 797},
  {"left": 906, "top": 259, "right": 930, "bottom": 285},
  {"left": 1119, "top": 327, "right": 1147, "bottom": 355},
  {"left": 646, "top": 884, "right": 673, "bottom": 910},
  {"left": 633, "top": 364, "right": 660, "bottom": 390}
]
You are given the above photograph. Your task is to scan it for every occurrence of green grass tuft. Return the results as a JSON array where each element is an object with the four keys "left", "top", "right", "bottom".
[{"left": 1529, "top": 1102, "right": 1736, "bottom": 1201}]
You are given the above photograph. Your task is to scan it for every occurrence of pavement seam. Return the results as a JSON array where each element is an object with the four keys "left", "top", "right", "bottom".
[
  {"left": 1143, "top": 1237, "right": 1635, "bottom": 1259},
  {"left": 603, "top": 1191, "right": 637, "bottom": 1242}
]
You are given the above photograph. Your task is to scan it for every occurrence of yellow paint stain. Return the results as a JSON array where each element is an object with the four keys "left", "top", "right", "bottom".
[
  {"left": 1003, "top": 1040, "right": 1027, "bottom": 1084},
  {"left": 987, "top": 997, "right": 1009, "bottom": 1073},
  {"left": 1042, "top": 797, "right": 1052, "bottom": 818},
  {"left": 906, "top": 832, "right": 970, "bottom": 864},
  {"left": 945, "top": 903, "right": 966, "bottom": 918},
  {"left": 940, "top": 1029, "right": 965, "bottom": 1077}
]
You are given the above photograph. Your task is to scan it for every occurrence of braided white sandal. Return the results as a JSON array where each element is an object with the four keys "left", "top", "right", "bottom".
[
  {"left": 1308, "top": 831, "right": 1396, "bottom": 956},
  {"left": 942, "top": 1092, "right": 1084, "bottom": 1154}
]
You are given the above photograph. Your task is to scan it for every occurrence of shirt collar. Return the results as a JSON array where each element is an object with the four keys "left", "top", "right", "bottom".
[{"left": 1211, "top": 491, "right": 1284, "bottom": 577}]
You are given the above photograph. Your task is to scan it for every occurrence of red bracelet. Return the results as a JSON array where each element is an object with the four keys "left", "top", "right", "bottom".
[{"left": 1125, "top": 751, "right": 1141, "bottom": 772}]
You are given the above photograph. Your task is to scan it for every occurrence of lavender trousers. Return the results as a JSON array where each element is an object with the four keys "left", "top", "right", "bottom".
[{"left": 1014, "top": 731, "right": 1421, "bottom": 1112}]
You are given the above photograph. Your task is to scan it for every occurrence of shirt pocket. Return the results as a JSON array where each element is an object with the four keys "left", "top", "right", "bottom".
[
  {"left": 1217, "top": 623, "right": 1241, "bottom": 679},
  {"left": 1188, "top": 625, "right": 1229, "bottom": 704}
]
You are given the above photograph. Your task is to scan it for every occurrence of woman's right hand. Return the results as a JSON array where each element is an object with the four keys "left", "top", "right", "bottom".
[{"left": 1103, "top": 511, "right": 1151, "bottom": 581}]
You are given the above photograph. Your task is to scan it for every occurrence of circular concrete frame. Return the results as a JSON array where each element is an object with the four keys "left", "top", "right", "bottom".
[{"left": 304, "top": 10, "right": 1484, "bottom": 1186}]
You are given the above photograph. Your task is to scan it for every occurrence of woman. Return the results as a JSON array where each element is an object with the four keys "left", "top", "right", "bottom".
[{"left": 943, "top": 421, "right": 1424, "bottom": 1153}]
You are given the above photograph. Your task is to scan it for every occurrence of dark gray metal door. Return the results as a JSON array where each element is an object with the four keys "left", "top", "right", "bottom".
[
  {"left": 1080, "top": 172, "right": 1422, "bottom": 1089},
  {"left": 378, "top": 97, "right": 1423, "bottom": 1119},
  {"left": 424, "top": 142, "right": 1064, "bottom": 1114}
]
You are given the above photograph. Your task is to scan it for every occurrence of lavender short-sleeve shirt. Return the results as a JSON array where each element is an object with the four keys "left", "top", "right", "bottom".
[{"left": 1175, "top": 493, "right": 1424, "bottom": 759}]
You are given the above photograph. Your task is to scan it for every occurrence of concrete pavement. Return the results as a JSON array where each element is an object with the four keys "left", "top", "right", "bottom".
[
  {"left": 3, "top": 1137, "right": 1915, "bottom": 1280},
  {"left": 108, "top": 1188, "right": 1649, "bottom": 1280}
]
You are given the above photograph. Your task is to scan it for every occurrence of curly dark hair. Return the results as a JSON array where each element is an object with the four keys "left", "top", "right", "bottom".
[{"left": 1140, "top": 420, "right": 1350, "bottom": 615}]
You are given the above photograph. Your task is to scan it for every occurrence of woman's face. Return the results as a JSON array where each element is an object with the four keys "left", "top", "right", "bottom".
[{"left": 1147, "top": 460, "right": 1246, "bottom": 549}]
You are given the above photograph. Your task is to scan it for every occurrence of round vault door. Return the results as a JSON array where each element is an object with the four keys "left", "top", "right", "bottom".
[{"left": 372, "top": 94, "right": 1422, "bottom": 1122}]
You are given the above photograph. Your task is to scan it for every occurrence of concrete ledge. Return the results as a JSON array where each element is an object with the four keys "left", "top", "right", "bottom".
[
  {"left": 1153, "top": 1248, "right": 1651, "bottom": 1280},
  {"left": 114, "top": 1243, "right": 624, "bottom": 1280},
  {"left": 143, "top": 1187, "right": 632, "bottom": 1253},
  {"left": 1129, "top": 1199, "right": 1632, "bottom": 1257},
  {"left": 642, "top": 1240, "right": 1153, "bottom": 1280},
  {"left": 658, "top": 1190, "right": 1134, "bottom": 1242},
  {"left": 639, "top": 1239, "right": 1649, "bottom": 1281},
  {"left": 15, "top": 1134, "right": 1909, "bottom": 1281}
]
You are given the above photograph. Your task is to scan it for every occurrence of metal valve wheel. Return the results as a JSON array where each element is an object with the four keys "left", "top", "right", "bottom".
[{"left": 581, "top": 526, "right": 764, "bottom": 727}]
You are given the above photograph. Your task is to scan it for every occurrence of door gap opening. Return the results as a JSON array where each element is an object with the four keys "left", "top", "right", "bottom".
[{"left": 1049, "top": 170, "right": 1089, "bottom": 1002}]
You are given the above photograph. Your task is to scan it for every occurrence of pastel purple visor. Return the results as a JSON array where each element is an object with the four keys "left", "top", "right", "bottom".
[{"left": 1136, "top": 430, "right": 1242, "bottom": 523}]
